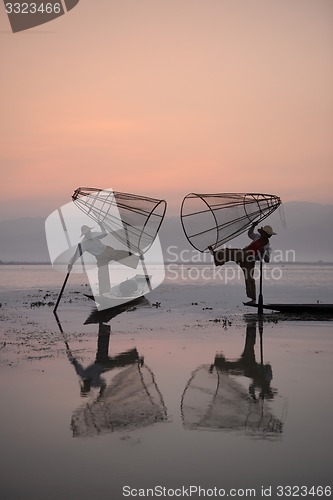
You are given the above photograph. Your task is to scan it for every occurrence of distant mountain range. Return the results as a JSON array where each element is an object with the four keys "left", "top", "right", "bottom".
[
  {"left": 0, "top": 201, "right": 332, "bottom": 263},
  {"left": 159, "top": 201, "right": 333, "bottom": 263},
  {"left": 0, "top": 217, "right": 49, "bottom": 263}
]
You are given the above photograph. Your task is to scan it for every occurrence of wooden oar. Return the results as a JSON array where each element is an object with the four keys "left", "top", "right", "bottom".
[
  {"left": 53, "top": 243, "right": 83, "bottom": 314},
  {"left": 258, "top": 255, "right": 264, "bottom": 315}
]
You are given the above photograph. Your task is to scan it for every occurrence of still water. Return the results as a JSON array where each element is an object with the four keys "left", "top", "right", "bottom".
[{"left": 0, "top": 265, "right": 332, "bottom": 499}]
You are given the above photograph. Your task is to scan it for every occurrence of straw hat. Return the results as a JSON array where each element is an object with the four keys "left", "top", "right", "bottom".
[
  {"left": 259, "top": 225, "right": 276, "bottom": 236},
  {"left": 80, "top": 225, "right": 94, "bottom": 237}
]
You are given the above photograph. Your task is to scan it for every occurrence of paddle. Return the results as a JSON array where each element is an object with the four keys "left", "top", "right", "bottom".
[
  {"left": 258, "top": 255, "right": 264, "bottom": 315},
  {"left": 53, "top": 270, "right": 71, "bottom": 314}
]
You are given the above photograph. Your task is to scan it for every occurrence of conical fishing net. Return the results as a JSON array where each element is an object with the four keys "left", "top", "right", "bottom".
[
  {"left": 181, "top": 366, "right": 283, "bottom": 439},
  {"left": 72, "top": 187, "right": 167, "bottom": 254},
  {"left": 71, "top": 364, "right": 167, "bottom": 437},
  {"left": 181, "top": 193, "right": 281, "bottom": 252}
]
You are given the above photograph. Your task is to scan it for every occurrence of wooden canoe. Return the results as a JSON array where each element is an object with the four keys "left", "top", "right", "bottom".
[{"left": 245, "top": 303, "right": 333, "bottom": 315}]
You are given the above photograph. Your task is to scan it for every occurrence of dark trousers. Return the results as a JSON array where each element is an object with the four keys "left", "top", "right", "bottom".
[{"left": 214, "top": 248, "right": 256, "bottom": 300}]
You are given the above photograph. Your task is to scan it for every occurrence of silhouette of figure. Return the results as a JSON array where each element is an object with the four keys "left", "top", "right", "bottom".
[
  {"left": 67, "top": 223, "right": 139, "bottom": 294},
  {"left": 212, "top": 318, "right": 275, "bottom": 400},
  {"left": 209, "top": 223, "right": 276, "bottom": 304}
]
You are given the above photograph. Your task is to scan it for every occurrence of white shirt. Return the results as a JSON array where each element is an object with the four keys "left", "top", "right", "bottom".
[{"left": 69, "top": 228, "right": 107, "bottom": 265}]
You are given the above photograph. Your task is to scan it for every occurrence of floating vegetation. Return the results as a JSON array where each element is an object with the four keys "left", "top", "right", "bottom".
[
  {"left": 30, "top": 301, "right": 55, "bottom": 308},
  {"left": 208, "top": 317, "right": 233, "bottom": 329}
]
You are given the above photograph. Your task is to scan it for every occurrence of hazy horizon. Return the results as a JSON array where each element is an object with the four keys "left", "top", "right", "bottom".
[
  {"left": 1, "top": 0, "right": 333, "bottom": 218},
  {"left": 0, "top": 197, "right": 332, "bottom": 222},
  {"left": 1, "top": 200, "right": 332, "bottom": 263}
]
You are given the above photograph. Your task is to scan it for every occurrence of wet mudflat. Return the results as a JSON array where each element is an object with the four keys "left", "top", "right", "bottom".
[{"left": 0, "top": 266, "right": 332, "bottom": 499}]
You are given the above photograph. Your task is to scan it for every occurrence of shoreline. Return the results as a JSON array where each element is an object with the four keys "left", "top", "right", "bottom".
[{"left": 1, "top": 261, "right": 333, "bottom": 265}]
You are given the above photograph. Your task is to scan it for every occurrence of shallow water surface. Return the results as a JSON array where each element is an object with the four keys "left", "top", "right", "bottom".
[
  {"left": 1, "top": 319, "right": 332, "bottom": 500},
  {"left": 0, "top": 266, "right": 332, "bottom": 499}
]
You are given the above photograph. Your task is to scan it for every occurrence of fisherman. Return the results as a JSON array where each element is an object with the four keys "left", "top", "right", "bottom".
[
  {"left": 68, "top": 223, "right": 139, "bottom": 294},
  {"left": 209, "top": 223, "right": 276, "bottom": 305}
]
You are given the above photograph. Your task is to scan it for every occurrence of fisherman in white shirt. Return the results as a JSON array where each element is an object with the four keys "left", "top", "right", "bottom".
[{"left": 68, "top": 224, "right": 139, "bottom": 294}]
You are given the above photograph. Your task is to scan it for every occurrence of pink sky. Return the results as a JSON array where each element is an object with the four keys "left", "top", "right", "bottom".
[{"left": 1, "top": 0, "right": 332, "bottom": 219}]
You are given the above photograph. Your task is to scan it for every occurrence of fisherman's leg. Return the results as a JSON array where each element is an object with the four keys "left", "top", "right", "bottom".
[
  {"left": 213, "top": 249, "right": 226, "bottom": 266},
  {"left": 96, "top": 259, "right": 111, "bottom": 294},
  {"left": 241, "top": 319, "right": 256, "bottom": 365},
  {"left": 240, "top": 261, "right": 256, "bottom": 301},
  {"left": 95, "top": 324, "right": 111, "bottom": 363},
  {"left": 104, "top": 247, "right": 140, "bottom": 269},
  {"left": 209, "top": 247, "right": 242, "bottom": 266}
]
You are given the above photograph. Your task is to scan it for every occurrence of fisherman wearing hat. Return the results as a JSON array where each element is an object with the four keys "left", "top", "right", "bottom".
[
  {"left": 209, "top": 222, "right": 276, "bottom": 305},
  {"left": 68, "top": 223, "right": 139, "bottom": 294}
]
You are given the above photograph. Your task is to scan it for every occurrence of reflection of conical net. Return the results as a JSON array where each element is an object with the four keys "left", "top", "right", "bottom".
[
  {"left": 181, "top": 366, "right": 283, "bottom": 439},
  {"left": 181, "top": 193, "right": 281, "bottom": 252},
  {"left": 71, "top": 364, "right": 167, "bottom": 437},
  {"left": 72, "top": 187, "right": 167, "bottom": 254}
]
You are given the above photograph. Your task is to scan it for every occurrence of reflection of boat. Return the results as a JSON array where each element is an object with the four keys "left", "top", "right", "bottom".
[
  {"left": 71, "top": 363, "right": 167, "bottom": 437},
  {"left": 245, "top": 303, "right": 333, "bottom": 315},
  {"left": 84, "top": 296, "right": 149, "bottom": 325},
  {"left": 181, "top": 319, "right": 285, "bottom": 439}
]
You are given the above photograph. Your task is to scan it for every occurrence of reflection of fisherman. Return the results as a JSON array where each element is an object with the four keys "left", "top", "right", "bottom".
[
  {"left": 69, "top": 350, "right": 143, "bottom": 396},
  {"left": 182, "top": 319, "right": 283, "bottom": 436},
  {"left": 66, "top": 325, "right": 143, "bottom": 397},
  {"left": 209, "top": 223, "right": 276, "bottom": 305},
  {"left": 67, "top": 224, "right": 139, "bottom": 294},
  {"left": 212, "top": 319, "right": 275, "bottom": 400},
  {"left": 70, "top": 325, "right": 166, "bottom": 438},
  {"left": 69, "top": 355, "right": 108, "bottom": 396}
]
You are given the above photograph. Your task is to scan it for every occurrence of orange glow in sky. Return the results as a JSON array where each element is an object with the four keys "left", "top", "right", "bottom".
[{"left": 1, "top": 0, "right": 332, "bottom": 218}]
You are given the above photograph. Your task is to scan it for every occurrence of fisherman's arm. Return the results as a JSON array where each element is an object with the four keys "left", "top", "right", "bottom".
[
  {"left": 263, "top": 244, "right": 271, "bottom": 263},
  {"left": 95, "top": 222, "right": 108, "bottom": 239},
  {"left": 248, "top": 221, "right": 258, "bottom": 240},
  {"left": 68, "top": 356, "right": 86, "bottom": 378},
  {"left": 68, "top": 243, "right": 84, "bottom": 271}
]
